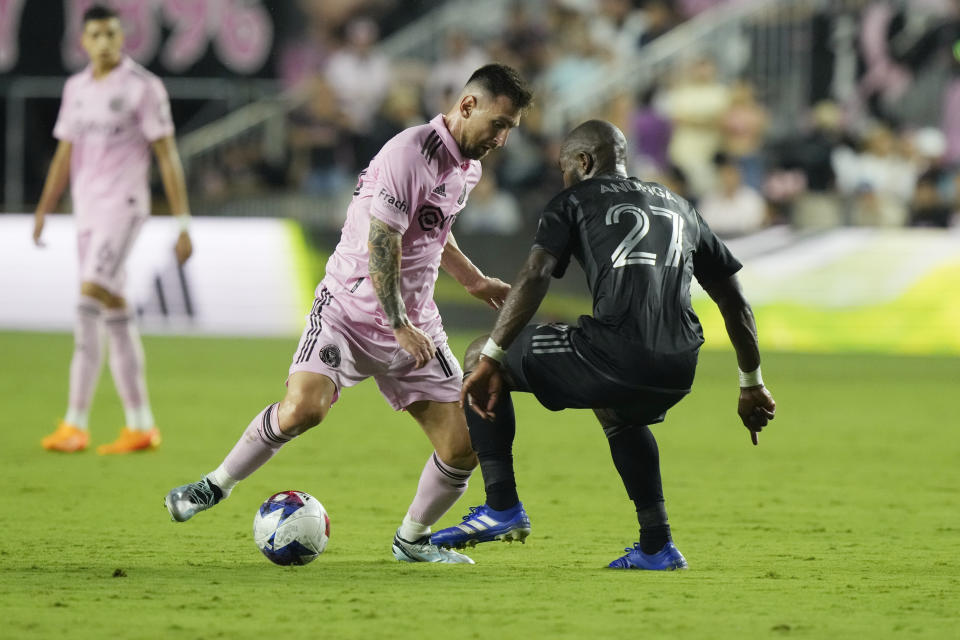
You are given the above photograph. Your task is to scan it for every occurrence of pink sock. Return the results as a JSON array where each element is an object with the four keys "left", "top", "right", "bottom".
[
  {"left": 221, "top": 404, "right": 293, "bottom": 481},
  {"left": 405, "top": 452, "right": 473, "bottom": 527},
  {"left": 104, "top": 308, "right": 150, "bottom": 422},
  {"left": 67, "top": 296, "right": 104, "bottom": 418}
]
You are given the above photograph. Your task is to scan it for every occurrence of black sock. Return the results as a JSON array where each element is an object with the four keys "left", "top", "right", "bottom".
[
  {"left": 465, "top": 390, "right": 519, "bottom": 511},
  {"left": 636, "top": 503, "right": 671, "bottom": 554},
  {"left": 606, "top": 424, "right": 671, "bottom": 553}
]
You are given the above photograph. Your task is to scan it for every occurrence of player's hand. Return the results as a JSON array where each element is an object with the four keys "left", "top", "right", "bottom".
[
  {"left": 465, "top": 276, "right": 510, "bottom": 310},
  {"left": 33, "top": 213, "right": 46, "bottom": 247},
  {"left": 175, "top": 231, "right": 193, "bottom": 265},
  {"left": 394, "top": 323, "right": 436, "bottom": 369},
  {"left": 460, "top": 357, "right": 503, "bottom": 421},
  {"left": 738, "top": 385, "right": 776, "bottom": 446}
]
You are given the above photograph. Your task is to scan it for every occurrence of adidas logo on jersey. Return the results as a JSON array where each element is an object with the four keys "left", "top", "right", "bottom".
[{"left": 432, "top": 184, "right": 447, "bottom": 197}]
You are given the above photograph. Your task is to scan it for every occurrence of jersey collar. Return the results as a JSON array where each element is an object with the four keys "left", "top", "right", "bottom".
[
  {"left": 82, "top": 55, "right": 131, "bottom": 82},
  {"left": 592, "top": 171, "right": 630, "bottom": 181},
  {"left": 430, "top": 114, "right": 471, "bottom": 169}
]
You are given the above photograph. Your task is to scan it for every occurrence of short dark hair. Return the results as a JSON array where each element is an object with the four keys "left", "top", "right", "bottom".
[
  {"left": 465, "top": 64, "right": 533, "bottom": 111},
  {"left": 83, "top": 5, "right": 118, "bottom": 24}
]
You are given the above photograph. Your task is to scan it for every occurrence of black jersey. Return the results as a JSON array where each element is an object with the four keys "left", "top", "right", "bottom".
[{"left": 533, "top": 174, "right": 742, "bottom": 391}]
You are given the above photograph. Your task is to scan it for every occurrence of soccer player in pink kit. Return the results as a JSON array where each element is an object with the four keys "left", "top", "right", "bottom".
[
  {"left": 166, "top": 64, "right": 533, "bottom": 563},
  {"left": 34, "top": 6, "right": 193, "bottom": 455}
]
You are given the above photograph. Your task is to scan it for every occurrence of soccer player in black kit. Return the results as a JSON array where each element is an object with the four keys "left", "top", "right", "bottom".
[{"left": 431, "top": 120, "right": 777, "bottom": 569}]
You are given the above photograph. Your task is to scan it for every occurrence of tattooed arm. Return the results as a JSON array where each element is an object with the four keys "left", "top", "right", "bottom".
[
  {"left": 368, "top": 218, "right": 435, "bottom": 368},
  {"left": 368, "top": 218, "right": 407, "bottom": 329}
]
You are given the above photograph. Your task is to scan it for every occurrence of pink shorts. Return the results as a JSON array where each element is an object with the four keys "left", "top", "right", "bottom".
[
  {"left": 288, "top": 288, "right": 463, "bottom": 411},
  {"left": 76, "top": 216, "right": 147, "bottom": 296}
]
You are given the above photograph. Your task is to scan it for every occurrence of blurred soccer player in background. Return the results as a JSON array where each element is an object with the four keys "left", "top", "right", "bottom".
[
  {"left": 34, "top": 5, "right": 193, "bottom": 455},
  {"left": 166, "top": 64, "right": 533, "bottom": 564},
  {"left": 431, "top": 120, "right": 776, "bottom": 570}
]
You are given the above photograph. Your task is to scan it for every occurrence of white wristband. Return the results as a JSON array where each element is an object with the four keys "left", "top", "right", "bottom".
[
  {"left": 174, "top": 213, "right": 191, "bottom": 234},
  {"left": 738, "top": 365, "right": 763, "bottom": 388},
  {"left": 480, "top": 337, "right": 507, "bottom": 363}
]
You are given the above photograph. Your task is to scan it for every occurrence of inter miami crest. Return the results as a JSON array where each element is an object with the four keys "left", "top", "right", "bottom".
[{"left": 319, "top": 345, "right": 341, "bottom": 368}]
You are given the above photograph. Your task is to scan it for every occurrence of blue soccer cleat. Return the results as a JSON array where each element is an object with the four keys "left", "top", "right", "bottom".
[
  {"left": 608, "top": 541, "right": 688, "bottom": 570},
  {"left": 430, "top": 503, "right": 531, "bottom": 549}
]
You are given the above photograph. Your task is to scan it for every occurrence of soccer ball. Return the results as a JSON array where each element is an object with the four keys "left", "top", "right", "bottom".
[{"left": 253, "top": 490, "right": 330, "bottom": 565}]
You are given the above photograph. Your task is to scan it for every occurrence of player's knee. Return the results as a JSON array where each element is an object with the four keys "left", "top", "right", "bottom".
[
  {"left": 463, "top": 334, "right": 489, "bottom": 372},
  {"left": 434, "top": 423, "right": 478, "bottom": 470},
  {"left": 280, "top": 373, "right": 337, "bottom": 435},
  {"left": 602, "top": 423, "right": 630, "bottom": 439},
  {"left": 278, "top": 395, "right": 329, "bottom": 436},
  {"left": 80, "top": 281, "right": 124, "bottom": 308},
  {"left": 594, "top": 408, "right": 630, "bottom": 439},
  {"left": 438, "top": 443, "right": 477, "bottom": 471}
]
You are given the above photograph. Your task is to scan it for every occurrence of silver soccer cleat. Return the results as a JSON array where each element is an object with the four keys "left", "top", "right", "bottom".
[
  {"left": 391, "top": 529, "right": 475, "bottom": 564},
  {"left": 165, "top": 478, "right": 222, "bottom": 522}
]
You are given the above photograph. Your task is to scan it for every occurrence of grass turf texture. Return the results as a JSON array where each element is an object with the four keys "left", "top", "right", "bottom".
[{"left": 1, "top": 331, "right": 958, "bottom": 639}]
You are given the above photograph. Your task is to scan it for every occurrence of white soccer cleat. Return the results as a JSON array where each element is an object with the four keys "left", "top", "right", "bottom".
[
  {"left": 391, "top": 528, "right": 475, "bottom": 564},
  {"left": 165, "top": 478, "right": 223, "bottom": 522}
]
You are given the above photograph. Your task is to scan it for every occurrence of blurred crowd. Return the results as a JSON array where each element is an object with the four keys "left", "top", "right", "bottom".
[{"left": 191, "top": 0, "right": 960, "bottom": 237}]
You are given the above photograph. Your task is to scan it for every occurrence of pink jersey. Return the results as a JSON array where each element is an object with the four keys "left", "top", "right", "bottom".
[
  {"left": 321, "top": 114, "right": 482, "bottom": 337},
  {"left": 53, "top": 56, "right": 174, "bottom": 227}
]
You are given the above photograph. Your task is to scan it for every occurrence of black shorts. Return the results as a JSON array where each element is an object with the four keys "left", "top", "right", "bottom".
[{"left": 504, "top": 323, "right": 688, "bottom": 425}]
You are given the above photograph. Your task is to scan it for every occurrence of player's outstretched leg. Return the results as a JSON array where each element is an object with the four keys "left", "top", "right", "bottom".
[
  {"left": 164, "top": 402, "right": 292, "bottom": 522},
  {"left": 430, "top": 502, "right": 531, "bottom": 549},
  {"left": 165, "top": 373, "right": 332, "bottom": 522}
]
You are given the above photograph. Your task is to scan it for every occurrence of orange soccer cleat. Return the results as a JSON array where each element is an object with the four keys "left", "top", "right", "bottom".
[
  {"left": 41, "top": 421, "right": 90, "bottom": 452},
  {"left": 96, "top": 427, "right": 161, "bottom": 455}
]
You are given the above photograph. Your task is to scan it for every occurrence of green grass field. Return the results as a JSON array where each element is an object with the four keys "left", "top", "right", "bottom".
[{"left": 1, "top": 331, "right": 958, "bottom": 639}]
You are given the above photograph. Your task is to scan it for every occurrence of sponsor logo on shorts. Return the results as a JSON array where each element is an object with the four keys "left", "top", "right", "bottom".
[
  {"left": 378, "top": 188, "right": 408, "bottom": 213},
  {"left": 319, "top": 344, "right": 341, "bottom": 368}
]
